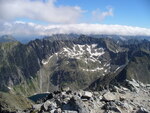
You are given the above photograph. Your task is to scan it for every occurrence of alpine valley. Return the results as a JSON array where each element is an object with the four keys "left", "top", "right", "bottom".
[{"left": 0, "top": 34, "right": 150, "bottom": 113}]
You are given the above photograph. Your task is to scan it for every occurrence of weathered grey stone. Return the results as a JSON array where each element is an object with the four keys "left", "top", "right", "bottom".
[
  {"left": 93, "top": 91, "right": 99, "bottom": 95},
  {"left": 81, "top": 91, "right": 93, "bottom": 100},
  {"left": 43, "top": 100, "right": 51, "bottom": 111},
  {"left": 112, "top": 86, "right": 119, "bottom": 92},
  {"left": 61, "top": 92, "right": 66, "bottom": 96},
  {"left": 99, "top": 95, "right": 103, "bottom": 100},
  {"left": 136, "top": 107, "right": 149, "bottom": 113},
  {"left": 42, "top": 100, "right": 57, "bottom": 111},
  {"left": 83, "top": 91, "right": 93, "bottom": 98},
  {"left": 72, "top": 97, "right": 90, "bottom": 113},
  {"left": 54, "top": 108, "right": 62, "bottom": 113},
  {"left": 27, "top": 86, "right": 150, "bottom": 113},
  {"left": 115, "top": 101, "right": 132, "bottom": 110},
  {"left": 62, "top": 87, "right": 70, "bottom": 92},
  {"left": 32, "top": 103, "right": 43, "bottom": 111},
  {"left": 50, "top": 109, "right": 56, "bottom": 113},
  {"left": 126, "top": 80, "right": 140, "bottom": 92},
  {"left": 138, "top": 82, "right": 146, "bottom": 87},
  {"left": 127, "top": 79, "right": 139, "bottom": 87},
  {"left": 63, "top": 110, "right": 78, "bottom": 113},
  {"left": 119, "top": 96, "right": 126, "bottom": 101},
  {"left": 121, "top": 87, "right": 129, "bottom": 91},
  {"left": 102, "top": 102, "right": 122, "bottom": 113},
  {"left": 111, "top": 86, "right": 127, "bottom": 94},
  {"left": 103, "top": 92, "right": 118, "bottom": 101},
  {"left": 146, "top": 84, "right": 150, "bottom": 87}
]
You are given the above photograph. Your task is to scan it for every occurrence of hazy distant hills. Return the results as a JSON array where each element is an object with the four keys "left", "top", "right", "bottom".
[
  {"left": 0, "top": 34, "right": 149, "bottom": 44},
  {"left": 0, "top": 35, "right": 17, "bottom": 43}
]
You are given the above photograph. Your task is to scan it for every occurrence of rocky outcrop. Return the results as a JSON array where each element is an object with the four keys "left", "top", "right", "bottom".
[{"left": 25, "top": 81, "right": 150, "bottom": 113}]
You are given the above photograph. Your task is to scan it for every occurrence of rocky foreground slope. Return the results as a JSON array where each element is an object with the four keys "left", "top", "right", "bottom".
[{"left": 16, "top": 79, "right": 150, "bottom": 113}]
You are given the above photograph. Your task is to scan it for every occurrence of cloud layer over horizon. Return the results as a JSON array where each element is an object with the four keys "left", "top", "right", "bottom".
[
  {"left": 1, "top": 21, "right": 150, "bottom": 37},
  {"left": 0, "top": 0, "right": 149, "bottom": 38}
]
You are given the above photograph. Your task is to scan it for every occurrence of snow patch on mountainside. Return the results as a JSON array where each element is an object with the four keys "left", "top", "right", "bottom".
[
  {"left": 62, "top": 44, "right": 105, "bottom": 63},
  {"left": 42, "top": 56, "right": 53, "bottom": 65},
  {"left": 81, "top": 67, "right": 104, "bottom": 72},
  {"left": 42, "top": 44, "right": 105, "bottom": 65},
  {"left": 114, "top": 66, "right": 121, "bottom": 73}
]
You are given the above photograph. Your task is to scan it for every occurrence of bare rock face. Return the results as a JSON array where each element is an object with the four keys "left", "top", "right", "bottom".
[
  {"left": 42, "top": 100, "right": 57, "bottom": 111},
  {"left": 32, "top": 104, "right": 43, "bottom": 111},
  {"left": 25, "top": 81, "right": 150, "bottom": 113},
  {"left": 81, "top": 91, "right": 93, "bottom": 100},
  {"left": 102, "top": 102, "right": 122, "bottom": 113},
  {"left": 125, "top": 79, "right": 140, "bottom": 92},
  {"left": 82, "top": 91, "right": 93, "bottom": 98}
]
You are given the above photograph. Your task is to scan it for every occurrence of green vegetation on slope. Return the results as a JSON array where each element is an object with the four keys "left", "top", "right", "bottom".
[{"left": 0, "top": 91, "right": 32, "bottom": 112}]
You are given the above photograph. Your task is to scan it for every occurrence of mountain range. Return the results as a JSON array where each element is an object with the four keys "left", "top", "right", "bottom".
[{"left": 0, "top": 34, "right": 150, "bottom": 112}]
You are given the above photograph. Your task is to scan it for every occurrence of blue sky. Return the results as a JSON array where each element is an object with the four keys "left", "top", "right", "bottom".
[
  {"left": 0, "top": 0, "right": 150, "bottom": 37},
  {"left": 5, "top": 0, "right": 149, "bottom": 28},
  {"left": 55, "top": 0, "right": 150, "bottom": 28}
]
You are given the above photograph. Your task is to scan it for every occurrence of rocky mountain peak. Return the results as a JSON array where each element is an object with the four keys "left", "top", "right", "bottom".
[{"left": 0, "top": 35, "right": 17, "bottom": 43}]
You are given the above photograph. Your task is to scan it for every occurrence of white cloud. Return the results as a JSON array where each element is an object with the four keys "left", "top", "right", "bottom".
[
  {"left": 92, "top": 7, "right": 113, "bottom": 22},
  {"left": 1, "top": 21, "right": 150, "bottom": 37},
  {"left": 0, "top": 0, "right": 82, "bottom": 23}
]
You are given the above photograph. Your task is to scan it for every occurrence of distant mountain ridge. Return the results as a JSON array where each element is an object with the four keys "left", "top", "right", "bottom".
[
  {"left": 0, "top": 35, "right": 17, "bottom": 43},
  {"left": 1, "top": 33, "right": 150, "bottom": 43}
]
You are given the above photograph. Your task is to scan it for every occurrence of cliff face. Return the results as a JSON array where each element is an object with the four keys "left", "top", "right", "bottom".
[
  {"left": 88, "top": 39, "right": 150, "bottom": 91},
  {"left": 0, "top": 35, "right": 150, "bottom": 96},
  {"left": 0, "top": 39, "right": 67, "bottom": 95}
]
